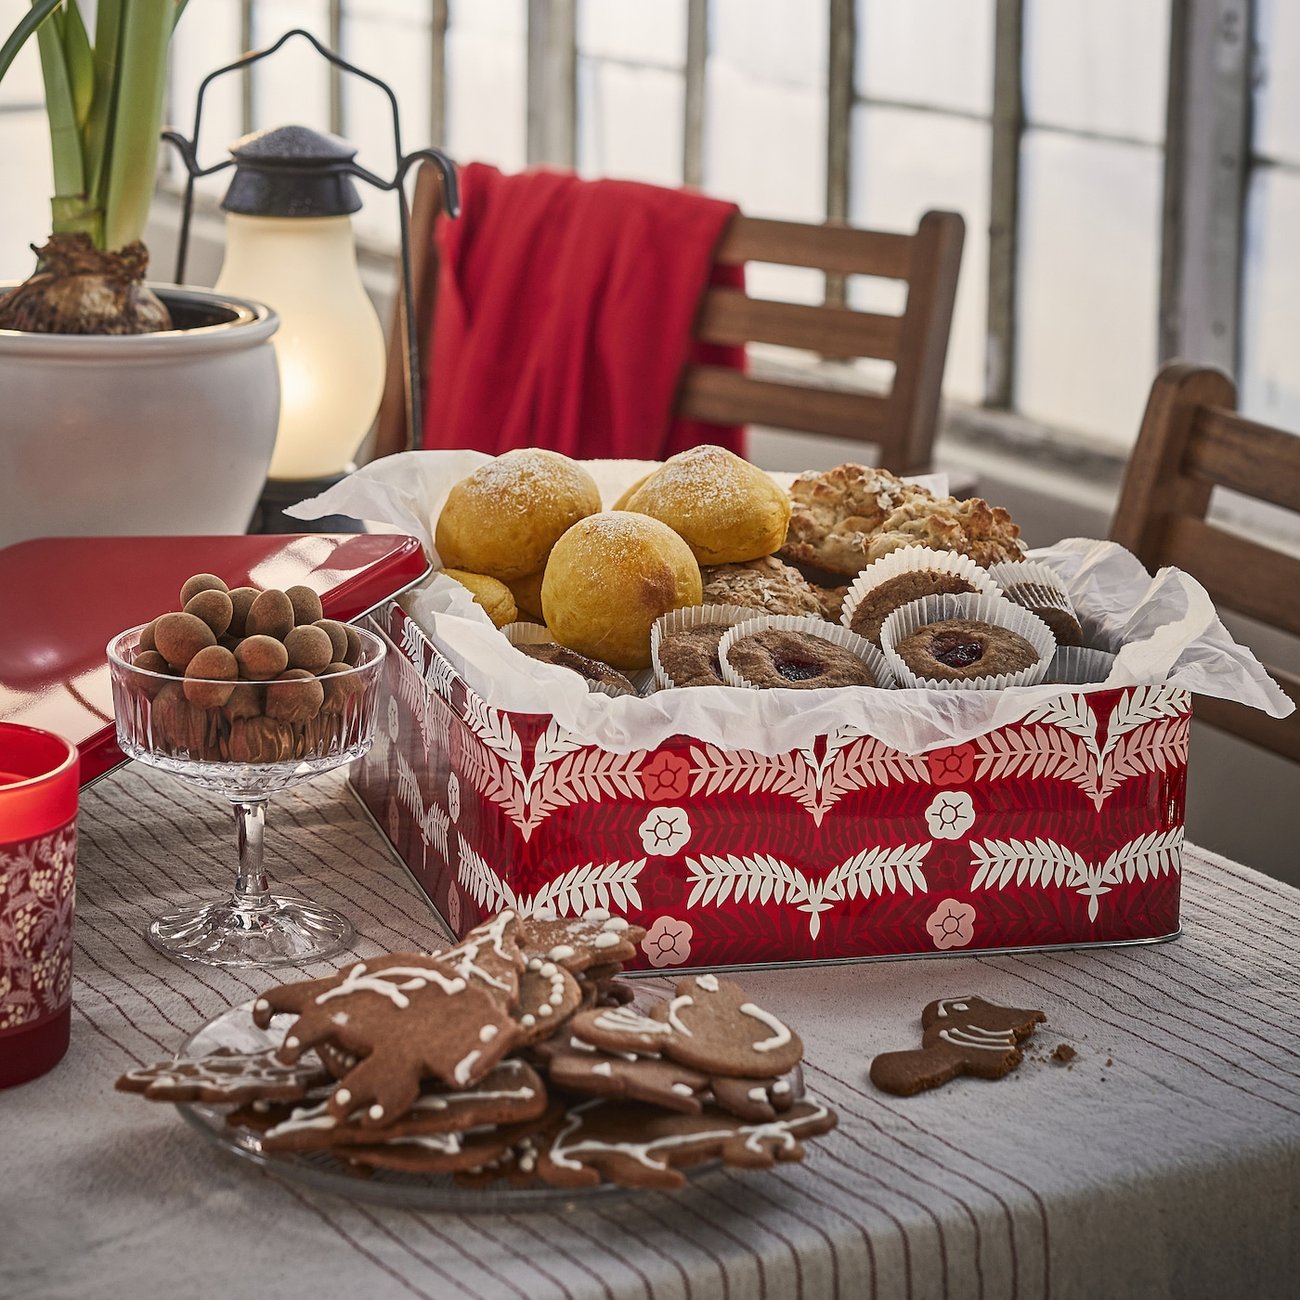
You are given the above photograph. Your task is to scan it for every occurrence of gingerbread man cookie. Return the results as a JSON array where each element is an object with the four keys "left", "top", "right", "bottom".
[
  {"left": 115, "top": 1046, "right": 329, "bottom": 1104},
  {"left": 869, "top": 995, "right": 1046, "bottom": 1096}
]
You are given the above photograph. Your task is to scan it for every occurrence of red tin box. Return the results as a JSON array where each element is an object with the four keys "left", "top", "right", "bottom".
[{"left": 351, "top": 601, "right": 1187, "bottom": 971}]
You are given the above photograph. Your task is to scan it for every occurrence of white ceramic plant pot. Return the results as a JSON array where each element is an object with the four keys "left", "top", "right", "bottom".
[{"left": 0, "top": 286, "right": 280, "bottom": 547}]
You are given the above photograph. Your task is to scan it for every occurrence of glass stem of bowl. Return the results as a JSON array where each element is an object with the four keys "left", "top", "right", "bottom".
[{"left": 231, "top": 797, "right": 273, "bottom": 909}]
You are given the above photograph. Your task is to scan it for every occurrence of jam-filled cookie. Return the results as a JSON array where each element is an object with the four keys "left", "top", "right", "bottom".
[
  {"left": 891, "top": 616, "right": 1039, "bottom": 683},
  {"left": 725, "top": 627, "right": 879, "bottom": 690}
]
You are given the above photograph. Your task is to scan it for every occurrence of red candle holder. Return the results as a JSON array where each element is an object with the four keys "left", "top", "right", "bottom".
[{"left": 0, "top": 723, "right": 78, "bottom": 1088}]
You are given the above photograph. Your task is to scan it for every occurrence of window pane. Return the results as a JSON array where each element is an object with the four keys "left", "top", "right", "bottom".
[
  {"left": 1016, "top": 132, "right": 1162, "bottom": 447},
  {"left": 856, "top": 0, "right": 993, "bottom": 117},
  {"left": 0, "top": 111, "right": 53, "bottom": 280},
  {"left": 341, "top": 1, "right": 434, "bottom": 247},
  {"left": 578, "top": 0, "right": 686, "bottom": 69},
  {"left": 1254, "top": 0, "right": 1300, "bottom": 166},
  {"left": 446, "top": 0, "right": 527, "bottom": 173},
  {"left": 577, "top": 61, "right": 684, "bottom": 186},
  {"left": 251, "top": 2, "right": 333, "bottom": 136},
  {"left": 1023, "top": 0, "right": 1169, "bottom": 145},
  {"left": 1240, "top": 165, "right": 1300, "bottom": 431},
  {"left": 849, "top": 105, "right": 989, "bottom": 403},
  {"left": 705, "top": 2, "right": 827, "bottom": 302},
  {"left": 169, "top": 0, "right": 245, "bottom": 200},
  {"left": 712, "top": 0, "right": 827, "bottom": 90}
]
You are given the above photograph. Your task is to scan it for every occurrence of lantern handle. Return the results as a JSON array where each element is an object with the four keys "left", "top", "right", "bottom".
[{"left": 162, "top": 28, "right": 462, "bottom": 454}]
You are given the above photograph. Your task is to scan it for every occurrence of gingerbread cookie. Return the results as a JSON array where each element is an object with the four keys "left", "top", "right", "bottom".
[
  {"left": 567, "top": 1003, "right": 678, "bottom": 1056},
  {"left": 651, "top": 974, "right": 804, "bottom": 1077},
  {"left": 115, "top": 1046, "right": 329, "bottom": 1104},
  {"left": 512, "top": 957, "right": 584, "bottom": 1045},
  {"left": 534, "top": 1097, "right": 836, "bottom": 1190},
  {"left": 542, "top": 1043, "right": 710, "bottom": 1114},
  {"left": 708, "top": 1073, "right": 797, "bottom": 1122},
  {"left": 260, "top": 1059, "right": 547, "bottom": 1150},
  {"left": 869, "top": 995, "right": 1047, "bottom": 1096},
  {"left": 516, "top": 911, "right": 644, "bottom": 974},
  {"left": 252, "top": 949, "right": 523, "bottom": 1122}
]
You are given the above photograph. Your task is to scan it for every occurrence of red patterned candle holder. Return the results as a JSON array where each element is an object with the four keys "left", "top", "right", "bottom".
[{"left": 0, "top": 723, "right": 78, "bottom": 1088}]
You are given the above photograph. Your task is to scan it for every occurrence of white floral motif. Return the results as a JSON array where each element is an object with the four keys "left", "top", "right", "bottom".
[
  {"left": 386, "top": 695, "right": 401, "bottom": 742},
  {"left": 925, "top": 791, "right": 976, "bottom": 840},
  {"left": 639, "top": 807, "right": 691, "bottom": 857},
  {"left": 445, "top": 882, "right": 463, "bottom": 934},
  {"left": 447, "top": 772, "right": 461, "bottom": 824}
]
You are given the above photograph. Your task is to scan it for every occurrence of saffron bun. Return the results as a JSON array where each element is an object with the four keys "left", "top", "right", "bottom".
[
  {"left": 622, "top": 444, "right": 791, "bottom": 565},
  {"left": 541, "top": 513, "right": 703, "bottom": 671},
  {"left": 441, "top": 569, "right": 518, "bottom": 629},
  {"left": 434, "top": 449, "right": 601, "bottom": 581},
  {"left": 504, "top": 569, "right": 546, "bottom": 624}
]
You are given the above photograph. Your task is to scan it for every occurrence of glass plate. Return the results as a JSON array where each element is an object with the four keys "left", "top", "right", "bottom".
[{"left": 175, "top": 1002, "right": 759, "bottom": 1211}]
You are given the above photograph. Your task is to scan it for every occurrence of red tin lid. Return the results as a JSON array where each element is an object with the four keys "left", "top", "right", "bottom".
[{"left": 0, "top": 534, "right": 429, "bottom": 786}]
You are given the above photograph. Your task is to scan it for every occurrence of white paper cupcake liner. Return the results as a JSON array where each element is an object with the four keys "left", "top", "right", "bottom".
[
  {"left": 841, "top": 545, "right": 1001, "bottom": 645},
  {"left": 879, "top": 592, "right": 1055, "bottom": 691},
  {"left": 502, "top": 621, "right": 636, "bottom": 697},
  {"left": 989, "top": 560, "right": 1077, "bottom": 618},
  {"left": 718, "top": 614, "right": 894, "bottom": 691},
  {"left": 1044, "top": 646, "right": 1117, "bottom": 686},
  {"left": 651, "top": 604, "right": 756, "bottom": 690}
]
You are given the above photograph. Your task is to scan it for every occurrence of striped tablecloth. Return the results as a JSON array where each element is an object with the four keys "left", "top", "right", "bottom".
[{"left": 3, "top": 762, "right": 1297, "bottom": 1300}]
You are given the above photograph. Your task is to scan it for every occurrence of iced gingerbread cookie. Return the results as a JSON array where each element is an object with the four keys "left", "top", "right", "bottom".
[
  {"left": 252, "top": 946, "right": 523, "bottom": 1124},
  {"left": 534, "top": 1097, "right": 837, "bottom": 1190},
  {"left": 516, "top": 911, "right": 645, "bottom": 974},
  {"left": 650, "top": 974, "right": 804, "bottom": 1078},
  {"left": 708, "top": 1074, "right": 797, "bottom": 1123},
  {"left": 512, "top": 956, "right": 584, "bottom": 1045},
  {"left": 115, "top": 1046, "right": 329, "bottom": 1104},
  {"left": 869, "top": 995, "right": 1047, "bottom": 1096},
  {"left": 260, "top": 1059, "right": 548, "bottom": 1151},
  {"left": 538, "top": 1039, "right": 711, "bottom": 1114}
]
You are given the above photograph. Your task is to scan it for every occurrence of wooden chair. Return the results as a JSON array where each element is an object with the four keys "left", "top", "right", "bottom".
[
  {"left": 375, "top": 163, "right": 964, "bottom": 474},
  {"left": 1110, "top": 362, "right": 1300, "bottom": 761}
]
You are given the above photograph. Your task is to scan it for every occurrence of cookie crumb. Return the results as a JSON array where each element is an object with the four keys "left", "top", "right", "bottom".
[
  {"left": 1050, "top": 1044, "right": 1077, "bottom": 1066},
  {"left": 1105, "top": 1057, "right": 1113, "bottom": 1067}
]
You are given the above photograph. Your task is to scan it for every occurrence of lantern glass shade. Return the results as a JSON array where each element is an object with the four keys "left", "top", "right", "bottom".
[{"left": 213, "top": 213, "right": 386, "bottom": 480}]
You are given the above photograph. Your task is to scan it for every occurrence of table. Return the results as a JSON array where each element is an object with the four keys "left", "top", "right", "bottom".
[{"left": 3, "top": 763, "right": 1298, "bottom": 1300}]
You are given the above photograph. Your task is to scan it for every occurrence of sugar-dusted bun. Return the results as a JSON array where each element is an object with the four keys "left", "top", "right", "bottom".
[
  {"left": 542, "top": 513, "right": 703, "bottom": 670},
  {"left": 623, "top": 444, "right": 791, "bottom": 565},
  {"left": 611, "top": 471, "right": 652, "bottom": 511},
  {"left": 505, "top": 568, "right": 546, "bottom": 623},
  {"left": 435, "top": 449, "right": 601, "bottom": 581},
  {"left": 442, "top": 568, "right": 518, "bottom": 628}
]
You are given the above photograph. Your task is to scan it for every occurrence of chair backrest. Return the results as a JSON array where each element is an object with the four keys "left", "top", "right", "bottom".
[
  {"left": 375, "top": 163, "right": 964, "bottom": 474},
  {"left": 1110, "top": 362, "right": 1300, "bottom": 761}
]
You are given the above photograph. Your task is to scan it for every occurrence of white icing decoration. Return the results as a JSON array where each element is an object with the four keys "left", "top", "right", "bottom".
[
  {"left": 547, "top": 1098, "right": 832, "bottom": 1173},
  {"left": 591, "top": 1006, "right": 671, "bottom": 1037},
  {"left": 540, "top": 962, "right": 557, "bottom": 977},
  {"left": 748, "top": 1086, "right": 768, "bottom": 1101},
  {"left": 316, "top": 961, "right": 466, "bottom": 1010},
  {"left": 697, "top": 974, "right": 720, "bottom": 992},
  {"left": 480, "top": 1024, "right": 499, "bottom": 1043},
  {"left": 548, "top": 944, "right": 576, "bottom": 961},
  {"left": 666, "top": 995, "right": 695, "bottom": 1036},
  {"left": 527, "top": 958, "right": 542, "bottom": 972},
  {"left": 369, "top": 1105, "right": 384, "bottom": 1120},
  {"left": 453, "top": 1050, "right": 482, "bottom": 1085},
  {"left": 330, "top": 1012, "right": 348, "bottom": 1026},
  {"left": 586, "top": 909, "right": 611, "bottom": 921},
  {"left": 938, "top": 1027, "right": 1016, "bottom": 1052},
  {"left": 549, "top": 992, "right": 564, "bottom": 1006},
  {"left": 740, "top": 1003, "right": 792, "bottom": 1054},
  {"left": 672, "top": 1083, "right": 696, "bottom": 1096},
  {"left": 254, "top": 999, "right": 269, "bottom": 1013},
  {"left": 593, "top": 931, "right": 621, "bottom": 949},
  {"left": 335, "top": 1088, "right": 351, "bottom": 1105},
  {"left": 284, "top": 1036, "right": 300, "bottom": 1050},
  {"left": 936, "top": 997, "right": 973, "bottom": 1019},
  {"left": 603, "top": 917, "right": 630, "bottom": 932},
  {"left": 538, "top": 1004, "right": 553, "bottom": 1017},
  {"left": 521, "top": 1014, "right": 536, "bottom": 1028},
  {"left": 570, "top": 1036, "right": 596, "bottom": 1052},
  {"left": 772, "top": 1080, "right": 791, "bottom": 1095},
  {"left": 592, "top": 1062, "right": 614, "bottom": 1076}
]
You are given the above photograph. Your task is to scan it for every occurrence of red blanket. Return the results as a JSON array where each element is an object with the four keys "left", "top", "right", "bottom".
[{"left": 423, "top": 163, "right": 746, "bottom": 460}]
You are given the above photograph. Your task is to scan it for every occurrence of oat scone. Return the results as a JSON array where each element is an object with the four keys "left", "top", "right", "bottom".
[
  {"left": 779, "top": 464, "right": 934, "bottom": 576},
  {"left": 865, "top": 495, "right": 1025, "bottom": 568}
]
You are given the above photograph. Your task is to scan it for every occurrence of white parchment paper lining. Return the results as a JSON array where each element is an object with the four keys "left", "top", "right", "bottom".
[{"left": 290, "top": 450, "right": 1293, "bottom": 756}]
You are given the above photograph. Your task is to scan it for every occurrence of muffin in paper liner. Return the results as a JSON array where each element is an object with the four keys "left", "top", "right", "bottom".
[
  {"left": 718, "top": 614, "right": 895, "bottom": 691},
  {"left": 840, "top": 545, "right": 1002, "bottom": 646},
  {"left": 651, "top": 604, "right": 756, "bottom": 690},
  {"left": 989, "top": 559, "right": 1083, "bottom": 647},
  {"left": 880, "top": 592, "right": 1055, "bottom": 691},
  {"left": 1044, "top": 645, "right": 1117, "bottom": 686},
  {"left": 501, "top": 621, "right": 637, "bottom": 698}
]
